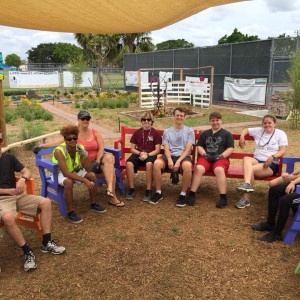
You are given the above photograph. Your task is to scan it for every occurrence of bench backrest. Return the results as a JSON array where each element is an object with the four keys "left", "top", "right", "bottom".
[{"left": 115, "top": 126, "right": 200, "bottom": 163}]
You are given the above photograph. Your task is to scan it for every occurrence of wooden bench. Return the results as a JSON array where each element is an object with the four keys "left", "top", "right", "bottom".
[
  {"left": 114, "top": 126, "right": 283, "bottom": 181},
  {"left": 0, "top": 177, "right": 42, "bottom": 238},
  {"left": 114, "top": 126, "right": 200, "bottom": 178},
  {"left": 34, "top": 146, "right": 125, "bottom": 216}
]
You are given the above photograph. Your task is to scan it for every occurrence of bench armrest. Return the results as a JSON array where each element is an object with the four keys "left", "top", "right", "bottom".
[
  {"left": 282, "top": 157, "right": 300, "bottom": 174},
  {"left": 104, "top": 146, "right": 122, "bottom": 169}
]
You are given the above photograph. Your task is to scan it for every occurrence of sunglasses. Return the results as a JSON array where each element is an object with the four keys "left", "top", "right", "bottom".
[
  {"left": 0, "top": 138, "right": 3, "bottom": 143},
  {"left": 64, "top": 136, "right": 78, "bottom": 141},
  {"left": 141, "top": 118, "right": 152, "bottom": 122},
  {"left": 80, "top": 117, "right": 91, "bottom": 121}
]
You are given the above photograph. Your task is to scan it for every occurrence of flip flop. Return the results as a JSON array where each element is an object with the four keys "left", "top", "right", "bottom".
[
  {"left": 106, "top": 190, "right": 114, "bottom": 198},
  {"left": 109, "top": 200, "right": 125, "bottom": 207}
]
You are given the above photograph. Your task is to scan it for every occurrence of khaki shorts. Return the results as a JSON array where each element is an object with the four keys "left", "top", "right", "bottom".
[{"left": 0, "top": 194, "right": 42, "bottom": 220}]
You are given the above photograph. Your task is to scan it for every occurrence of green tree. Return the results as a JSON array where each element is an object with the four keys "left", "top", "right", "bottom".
[
  {"left": 218, "top": 28, "right": 260, "bottom": 44},
  {"left": 156, "top": 39, "right": 194, "bottom": 50},
  {"left": 113, "top": 33, "right": 154, "bottom": 67},
  {"left": 27, "top": 43, "right": 57, "bottom": 63},
  {"left": 67, "top": 54, "right": 87, "bottom": 89},
  {"left": 74, "top": 33, "right": 121, "bottom": 90},
  {"left": 27, "top": 42, "right": 82, "bottom": 64},
  {"left": 53, "top": 42, "right": 83, "bottom": 64},
  {"left": 5, "top": 53, "right": 22, "bottom": 67},
  {"left": 287, "top": 50, "right": 300, "bottom": 128}
]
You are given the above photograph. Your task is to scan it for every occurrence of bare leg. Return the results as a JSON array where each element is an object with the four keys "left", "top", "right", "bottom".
[
  {"left": 38, "top": 197, "right": 52, "bottom": 234},
  {"left": 242, "top": 157, "right": 258, "bottom": 183},
  {"left": 1, "top": 213, "right": 26, "bottom": 246},
  {"left": 153, "top": 159, "right": 164, "bottom": 191},
  {"left": 63, "top": 178, "right": 74, "bottom": 212},
  {"left": 101, "top": 154, "right": 115, "bottom": 193},
  {"left": 126, "top": 161, "right": 135, "bottom": 189},
  {"left": 145, "top": 162, "right": 153, "bottom": 190},
  {"left": 181, "top": 162, "right": 192, "bottom": 193},
  {"left": 214, "top": 166, "right": 227, "bottom": 194},
  {"left": 84, "top": 172, "right": 97, "bottom": 204},
  {"left": 190, "top": 165, "right": 206, "bottom": 192}
]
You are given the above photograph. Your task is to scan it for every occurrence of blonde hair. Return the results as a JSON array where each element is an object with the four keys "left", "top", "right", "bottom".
[{"left": 141, "top": 112, "right": 154, "bottom": 124}]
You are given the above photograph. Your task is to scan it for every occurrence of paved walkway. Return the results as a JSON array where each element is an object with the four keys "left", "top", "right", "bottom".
[{"left": 42, "top": 103, "right": 273, "bottom": 138}]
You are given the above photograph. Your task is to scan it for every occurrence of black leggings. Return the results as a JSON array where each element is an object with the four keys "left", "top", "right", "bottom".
[{"left": 267, "top": 182, "right": 300, "bottom": 234}]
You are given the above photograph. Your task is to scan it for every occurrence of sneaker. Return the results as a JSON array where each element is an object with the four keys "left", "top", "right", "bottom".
[
  {"left": 24, "top": 251, "right": 37, "bottom": 272},
  {"left": 149, "top": 192, "right": 163, "bottom": 205},
  {"left": 67, "top": 211, "right": 83, "bottom": 224},
  {"left": 258, "top": 231, "right": 282, "bottom": 243},
  {"left": 176, "top": 195, "right": 187, "bottom": 207},
  {"left": 216, "top": 198, "right": 227, "bottom": 208},
  {"left": 90, "top": 203, "right": 106, "bottom": 213},
  {"left": 235, "top": 197, "right": 250, "bottom": 209},
  {"left": 143, "top": 190, "right": 152, "bottom": 202},
  {"left": 40, "top": 240, "right": 66, "bottom": 255},
  {"left": 252, "top": 222, "right": 274, "bottom": 231},
  {"left": 187, "top": 194, "right": 195, "bottom": 206},
  {"left": 126, "top": 190, "right": 135, "bottom": 200},
  {"left": 236, "top": 182, "right": 254, "bottom": 193}
]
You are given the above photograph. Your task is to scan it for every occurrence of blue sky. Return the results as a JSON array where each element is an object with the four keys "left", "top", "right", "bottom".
[{"left": 1, "top": 0, "right": 300, "bottom": 61}]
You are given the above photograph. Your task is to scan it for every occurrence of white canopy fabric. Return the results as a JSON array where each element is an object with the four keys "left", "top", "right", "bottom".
[{"left": 0, "top": 0, "right": 243, "bottom": 33}]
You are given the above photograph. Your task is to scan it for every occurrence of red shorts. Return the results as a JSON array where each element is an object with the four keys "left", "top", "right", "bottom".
[{"left": 196, "top": 157, "right": 230, "bottom": 173}]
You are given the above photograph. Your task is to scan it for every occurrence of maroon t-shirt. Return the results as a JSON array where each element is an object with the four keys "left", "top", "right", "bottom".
[{"left": 130, "top": 127, "right": 162, "bottom": 153}]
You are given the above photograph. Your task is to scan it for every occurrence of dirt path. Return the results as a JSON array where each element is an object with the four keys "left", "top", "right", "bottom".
[{"left": 42, "top": 103, "right": 120, "bottom": 139}]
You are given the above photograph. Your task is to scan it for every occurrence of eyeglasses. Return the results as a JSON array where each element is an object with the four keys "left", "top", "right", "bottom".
[
  {"left": 64, "top": 136, "right": 78, "bottom": 141},
  {"left": 141, "top": 118, "right": 152, "bottom": 122},
  {"left": 0, "top": 138, "right": 3, "bottom": 143},
  {"left": 80, "top": 117, "right": 91, "bottom": 121}
]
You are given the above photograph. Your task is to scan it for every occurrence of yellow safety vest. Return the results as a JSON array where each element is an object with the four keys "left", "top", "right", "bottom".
[{"left": 52, "top": 143, "right": 84, "bottom": 172}]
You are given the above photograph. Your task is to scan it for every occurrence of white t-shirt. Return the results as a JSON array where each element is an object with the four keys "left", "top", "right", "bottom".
[
  {"left": 248, "top": 127, "right": 288, "bottom": 164},
  {"left": 162, "top": 126, "right": 195, "bottom": 156}
]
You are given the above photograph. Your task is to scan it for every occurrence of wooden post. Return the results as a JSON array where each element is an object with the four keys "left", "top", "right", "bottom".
[
  {"left": 0, "top": 51, "right": 7, "bottom": 146},
  {"left": 180, "top": 68, "right": 183, "bottom": 81},
  {"left": 210, "top": 66, "right": 214, "bottom": 108}
]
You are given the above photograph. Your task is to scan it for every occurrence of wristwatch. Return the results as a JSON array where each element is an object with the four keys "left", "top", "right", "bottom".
[
  {"left": 21, "top": 175, "right": 28, "bottom": 181},
  {"left": 272, "top": 155, "right": 275, "bottom": 159}
]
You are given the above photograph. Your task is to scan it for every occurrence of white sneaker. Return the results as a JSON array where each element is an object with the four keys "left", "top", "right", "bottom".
[
  {"left": 40, "top": 240, "right": 66, "bottom": 255},
  {"left": 24, "top": 251, "right": 37, "bottom": 272}
]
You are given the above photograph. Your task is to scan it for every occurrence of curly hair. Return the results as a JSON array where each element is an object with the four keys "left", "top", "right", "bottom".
[{"left": 60, "top": 125, "right": 79, "bottom": 138}]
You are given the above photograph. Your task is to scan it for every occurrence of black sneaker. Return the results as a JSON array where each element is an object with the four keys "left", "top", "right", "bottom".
[
  {"left": 149, "top": 192, "right": 163, "bottom": 205},
  {"left": 90, "top": 203, "right": 106, "bottom": 213},
  {"left": 143, "top": 190, "right": 152, "bottom": 202},
  {"left": 126, "top": 189, "right": 135, "bottom": 200},
  {"left": 67, "top": 211, "right": 83, "bottom": 224},
  {"left": 176, "top": 195, "right": 186, "bottom": 207},
  {"left": 187, "top": 194, "right": 195, "bottom": 206},
  {"left": 252, "top": 222, "right": 273, "bottom": 231},
  {"left": 258, "top": 231, "right": 282, "bottom": 243},
  {"left": 216, "top": 198, "right": 227, "bottom": 208}
]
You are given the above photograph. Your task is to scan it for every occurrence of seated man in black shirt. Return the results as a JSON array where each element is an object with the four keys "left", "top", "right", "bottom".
[
  {"left": 0, "top": 130, "right": 65, "bottom": 272},
  {"left": 187, "top": 112, "right": 234, "bottom": 208}
]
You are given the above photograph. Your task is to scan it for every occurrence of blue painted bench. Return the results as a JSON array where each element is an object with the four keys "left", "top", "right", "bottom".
[
  {"left": 282, "top": 156, "right": 300, "bottom": 245},
  {"left": 35, "top": 146, "right": 125, "bottom": 216}
]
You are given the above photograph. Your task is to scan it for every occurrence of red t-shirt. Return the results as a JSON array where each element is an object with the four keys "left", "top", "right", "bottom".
[{"left": 130, "top": 127, "right": 162, "bottom": 153}]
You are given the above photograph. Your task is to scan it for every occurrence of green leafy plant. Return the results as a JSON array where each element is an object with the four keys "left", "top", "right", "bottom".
[
  {"left": 287, "top": 49, "right": 300, "bottom": 128},
  {"left": 20, "top": 121, "right": 47, "bottom": 150}
]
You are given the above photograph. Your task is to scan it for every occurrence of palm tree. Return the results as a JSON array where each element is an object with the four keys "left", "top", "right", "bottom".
[{"left": 74, "top": 33, "right": 121, "bottom": 91}]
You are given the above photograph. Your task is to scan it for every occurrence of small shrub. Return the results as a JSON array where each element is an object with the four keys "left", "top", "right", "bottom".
[
  {"left": 42, "top": 111, "right": 54, "bottom": 121},
  {"left": 75, "top": 102, "right": 81, "bottom": 109},
  {"left": 82, "top": 102, "right": 89, "bottom": 110},
  {"left": 20, "top": 121, "right": 46, "bottom": 150},
  {"left": 5, "top": 110, "right": 17, "bottom": 123},
  {"left": 24, "top": 111, "right": 35, "bottom": 121},
  {"left": 108, "top": 101, "right": 116, "bottom": 109}
]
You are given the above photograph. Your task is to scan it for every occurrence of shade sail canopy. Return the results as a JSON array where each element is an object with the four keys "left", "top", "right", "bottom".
[{"left": 0, "top": 0, "right": 243, "bottom": 33}]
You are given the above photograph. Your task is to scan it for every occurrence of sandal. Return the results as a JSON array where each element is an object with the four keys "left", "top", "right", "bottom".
[
  {"left": 109, "top": 200, "right": 125, "bottom": 207},
  {"left": 106, "top": 190, "right": 114, "bottom": 198}
]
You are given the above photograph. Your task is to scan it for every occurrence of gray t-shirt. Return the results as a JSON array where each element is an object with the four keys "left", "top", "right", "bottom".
[{"left": 162, "top": 126, "right": 195, "bottom": 156}]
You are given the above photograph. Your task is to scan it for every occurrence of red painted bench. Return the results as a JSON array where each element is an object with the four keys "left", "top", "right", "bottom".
[{"left": 114, "top": 126, "right": 283, "bottom": 181}]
